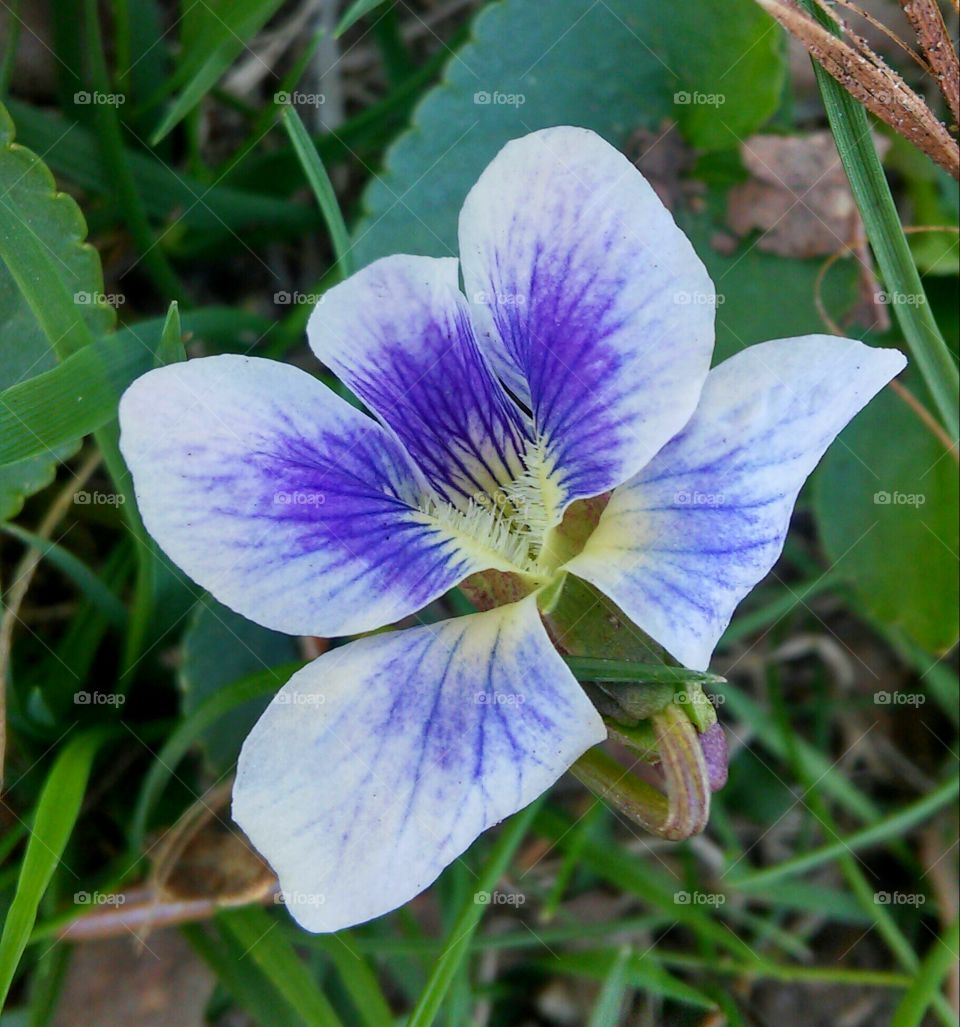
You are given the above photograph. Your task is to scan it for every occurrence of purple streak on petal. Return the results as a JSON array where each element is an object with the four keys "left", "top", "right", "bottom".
[
  {"left": 460, "top": 127, "right": 715, "bottom": 510},
  {"left": 309, "top": 255, "right": 531, "bottom": 506},
  {"left": 566, "top": 335, "right": 907, "bottom": 670},
  {"left": 119, "top": 355, "right": 485, "bottom": 639},
  {"left": 232, "top": 597, "right": 606, "bottom": 932}
]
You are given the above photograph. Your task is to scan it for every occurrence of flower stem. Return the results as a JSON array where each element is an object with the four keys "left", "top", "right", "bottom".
[{"left": 798, "top": 0, "right": 959, "bottom": 440}]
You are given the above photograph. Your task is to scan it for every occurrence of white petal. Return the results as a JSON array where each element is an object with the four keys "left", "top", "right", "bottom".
[
  {"left": 565, "top": 336, "right": 907, "bottom": 669},
  {"left": 308, "top": 255, "right": 530, "bottom": 507},
  {"left": 119, "top": 355, "right": 490, "bottom": 638},
  {"left": 459, "top": 126, "right": 715, "bottom": 515},
  {"left": 232, "top": 596, "right": 606, "bottom": 932}
]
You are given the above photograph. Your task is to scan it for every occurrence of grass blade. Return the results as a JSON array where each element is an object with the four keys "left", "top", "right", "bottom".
[
  {"left": 891, "top": 917, "right": 960, "bottom": 1027},
  {"left": 217, "top": 906, "right": 344, "bottom": 1027},
  {"left": 0, "top": 524, "right": 126, "bottom": 628},
  {"left": 798, "top": 0, "right": 959, "bottom": 439},
  {"left": 406, "top": 798, "right": 543, "bottom": 1027},
  {"left": 280, "top": 105, "right": 353, "bottom": 276},
  {"left": 730, "top": 775, "right": 959, "bottom": 889},
  {"left": 0, "top": 728, "right": 112, "bottom": 1008}
]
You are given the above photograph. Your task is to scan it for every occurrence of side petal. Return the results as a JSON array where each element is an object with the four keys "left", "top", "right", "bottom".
[
  {"left": 307, "top": 254, "right": 531, "bottom": 507},
  {"left": 565, "top": 336, "right": 906, "bottom": 670},
  {"left": 232, "top": 596, "right": 606, "bottom": 932},
  {"left": 118, "top": 355, "right": 491, "bottom": 638},
  {"left": 459, "top": 126, "right": 715, "bottom": 518}
]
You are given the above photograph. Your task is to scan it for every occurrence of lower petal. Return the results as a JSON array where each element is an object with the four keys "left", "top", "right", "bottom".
[
  {"left": 232, "top": 596, "right": 606, "bottom": 932},
  {"left": 565, "top": 336, "right": 906, "bottom": 670}
]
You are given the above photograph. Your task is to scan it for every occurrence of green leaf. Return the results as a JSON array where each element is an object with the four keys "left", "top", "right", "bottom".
[
  {"left": 7, "top": 99, "right": 320, "bottom": 245},
  {"left": 0, "top": 100, "right": 114, "bottom": 518},
  {"left": 0, "top": 334, "right": 152, "bottom": 466},
  {"left": 182, "top": 924, "right": 301, "bottom": 1027},
  {"left": 730, "top": 775, "right": 959, "bottom": 890},
  {"left": 178, "top": 595, "right": 299, "bottom": 775},
  {"left": 550, "top": 948, "right": 715, "bottom": 1012},
  {"left": 354, "top": 0, "right": 783, "bottom": 263},
  {"left": 0, "top": 729, "right": 111, "bottom": 1008},
  {"left": 587, "top": 945, "right": 634, "bottom": 1026},
  {"left": 155, "top": 301, "right": 185, "bottom": 366},
  {"left": 0, "top": 307, "right": 275, "bottom": 469},
  {"left": 313, "top": 937, "right": 394, "bottom": 1027},
  {"left": 891, "top": 917, "right": 960, "bottom": 1027},
  {"left": 666, "top": 1, "right": 783, "bottom": 150},
  {"left": 151, "top": 0, "right": 287, "bottom": 144},
  {"left": 813, "top": 384, "right": 959, "bottom": 653},
  {"left": 350, "top": 0, "right": 852, "bottom": 368}
]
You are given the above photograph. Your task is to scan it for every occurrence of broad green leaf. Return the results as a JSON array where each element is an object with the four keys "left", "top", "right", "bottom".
[
  {"left": 151, "top": 0, "right": 288, "bottom": 143},
  {"left": 178, "top": 595, "right": 299, "bottom": 775},
  {"left": 813, "top": 383, "right": 959, "bottom": 653},
  {"left": 351, "top": 0, "right": 851, "bottom": 365},
  {"left": 0, "top": 729, "right": 111, "bottom": 1008},
  {"left": 0, "top": 334, "right": 152, "bottom": 466},
  {"left": 0, "top": 101, "right": 114, "bottom": 519},
  {"left": 666, "top": 0, "right": 783, "bottom": 149}
]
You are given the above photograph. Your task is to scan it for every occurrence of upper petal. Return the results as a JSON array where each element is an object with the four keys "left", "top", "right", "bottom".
[
  {"left": 232, "top": 596, "right": 605, "bottom": 932},
  {"left": 459, "top": 126, "right": 715, "bottom": 520},
  {"left": 565, "top": 336, "right": 906, "bottom": 670},
  {"left": 118, "top": 355, "right": 495, "bottom": 638},
  {"left": 307, "top": 254, "right": 531, "bottom": 508}
]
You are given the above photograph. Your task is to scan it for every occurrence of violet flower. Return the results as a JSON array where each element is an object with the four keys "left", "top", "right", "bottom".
[{"left": 119, "top": 127, "right": 904, "bottom": 931}]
